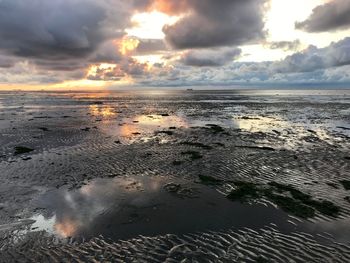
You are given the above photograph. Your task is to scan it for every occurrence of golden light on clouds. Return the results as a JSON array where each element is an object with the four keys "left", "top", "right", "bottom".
[
  {"left": 133, "top": 55, "right": 165, "bottom": 66},
  {"left": 56, "top": 79, "right": 108, "bottom": 89},
  {"left": 117, "top": 37, "right": 140, "bottom": 55},
  {"left": 1, "top": 0, "right": 349, "bottom": 90},
  {"left": 87, "top": 63, "right": 117, "bottom": 76},
  {"left": 126, "top": 11, "right": 180, "bottom": 39},
  {"left": 147, "top": 0, "right": 188, "bottom": 15}
]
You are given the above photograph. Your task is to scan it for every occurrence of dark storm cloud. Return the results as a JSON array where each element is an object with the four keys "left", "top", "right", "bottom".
[
  {"left": 295, "top": 0, "right": 350, "bottom": 32},
  {"left": 163, "top": 0, "right": 269, "bottom": 49},
  {"left": 180, "top": 48, "right": 242, "bottom": 67},
  {"left": 0, "top": 0, "right": 157, "bottom": 82},
  {"left": 0, "top": 0, "right": 109, "bottom": 59},
  {"left": 0, "top": 0, "right": 154, "bottom": 62}
]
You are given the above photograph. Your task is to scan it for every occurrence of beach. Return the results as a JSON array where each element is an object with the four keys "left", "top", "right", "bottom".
[{"left": 0, "top": 89, "right": 350, "bottom": 262}]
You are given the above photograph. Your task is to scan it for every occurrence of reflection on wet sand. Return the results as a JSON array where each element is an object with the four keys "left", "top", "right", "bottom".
[
  {"left": 54, "top": 218, "right": 80, "bottom": 238},
  {"left": 1, "top": 91, "right": 350, "bottom": 261},
  {"left": 233, "top": 116, "right": 285, "bottom": 132},
  {"left": 32, "top": 176, "right": 296, "bottom": 240},
  {"left": 103, "top": 114, "right": 188, "bottom": 140},
  {"left": 89, "top": 105, "right": 117, "bottom": 118}
]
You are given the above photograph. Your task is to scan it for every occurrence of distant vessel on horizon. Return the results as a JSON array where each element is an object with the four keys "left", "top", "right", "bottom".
[{"left": 186, "top": 88, "right": 194, "bottom": 91}]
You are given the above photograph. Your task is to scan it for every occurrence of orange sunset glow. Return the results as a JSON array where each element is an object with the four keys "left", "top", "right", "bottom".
[{"left": 1, "top": 0, "right": 349, "bottom": 90}]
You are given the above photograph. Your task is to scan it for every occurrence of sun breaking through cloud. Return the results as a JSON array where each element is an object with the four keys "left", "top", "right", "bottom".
[{"left": 0, "top": 0, "right": 350, "bottom": 90}]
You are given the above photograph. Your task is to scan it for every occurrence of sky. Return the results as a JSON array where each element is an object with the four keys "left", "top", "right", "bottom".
[{"left": 0, "top": 0, "right": 350, "bottom": 90}]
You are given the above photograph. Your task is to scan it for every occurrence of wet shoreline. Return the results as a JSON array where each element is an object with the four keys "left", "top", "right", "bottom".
[{"left": 0, "top": 90, "right": 349, "bottom": 262}]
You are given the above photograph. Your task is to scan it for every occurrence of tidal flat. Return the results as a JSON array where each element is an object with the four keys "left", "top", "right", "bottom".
[{"left": 0, "top": 89, "right": 350, "bottom": 262}]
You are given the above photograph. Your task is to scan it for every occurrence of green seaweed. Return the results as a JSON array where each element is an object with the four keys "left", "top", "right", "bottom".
[
  {"left": 181, "top": 142, "right": 212, "bottom": 150},
  {"left": 157, "top": 131, "right": 174, "bottom": 136},
  {"left": 255, "top": 257, "right": 270, "bottom": 263},
  {"left": 181, "top": 151, "right": 203, "bottom": 160},
  {"left": 268, "top": 182, "right": 311, "bottom": 202},
  {"left": 326, "top": 182, "right": 339, "bottom": 189},
  {"left": 205, "top": 124, "right": 225, "bottom": 133},
  {"left": 306, "top": 200, "right": 340, "bottom": 217},
  {"left": 340, "top": 180, "right": 350, "bottom": 190},
  {"left": 227, "top": 181, "right": 340, "bottom": 218},
  {"left": 265, "top": 192, "right": 315, "bottom": 219},
  {"left": 227, "top": 182, "right": 260, "bottom": 201},
  {"left": 14, "top": 146, "right": 34, "bottom": 155},
  {"left": 198, "top": 175, "right": 222, "bottom": 185},
  {"left": 172, "top": 160, "right": 184, "bottom": 166}
]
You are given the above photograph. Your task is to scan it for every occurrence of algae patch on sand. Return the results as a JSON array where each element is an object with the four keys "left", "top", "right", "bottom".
[
  {"left": 14, "top": 146, "right": 34, "bottom": 155},
  {"left": 227, "top": 181, "right": 340, "bottom": 219}
]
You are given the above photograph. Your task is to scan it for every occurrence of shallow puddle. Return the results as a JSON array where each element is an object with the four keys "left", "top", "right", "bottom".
[{"left": 29, "top": 176, "right": 296, "bottom": 241}]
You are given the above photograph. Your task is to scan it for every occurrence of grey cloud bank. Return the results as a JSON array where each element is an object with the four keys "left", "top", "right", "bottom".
[
  {"left": 296, "top": 0, "right": 350, "bottom": 32},
  {"left": 0, "top": 0, "right": 349, "bottom": 88},
  {"left": 163, "top": 0, "right": 268, "bottom": 49}
]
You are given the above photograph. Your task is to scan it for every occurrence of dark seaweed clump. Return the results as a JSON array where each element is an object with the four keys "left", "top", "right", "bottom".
[
  {"left": 227, "top": 181, "right": 340, "bottom": 219},
  {"left": 205, "top": 124, "right": 225, "bottom": 134},
  {"left": 236, "top": 146, "right": 275, "bottom": 151},
  {"left": 326, "top": 182, "right": 339, "bottom": 189},
  {"left": 156, "top": 130, "right": 174, "bottom": 136},
  {"left": 14, "top": 146, "right": 34, "bottom": 155},
  {"left": 340, "top": 180, "right": 350, "bottom": 190},
  {"left": 181, "top": 151, "right": 203, "bottom": 160},
  {"left": 172, "top": 160, "right": 184, "bottom": 166},
  {"left": 198, "top": 175, "right": 222, "bottom": 185},
  {"left": 180, "top": 142, "right": 212, "bottom": 150},
  {"left": 227, "top": 182, "right": 260, "bottom": 201}
]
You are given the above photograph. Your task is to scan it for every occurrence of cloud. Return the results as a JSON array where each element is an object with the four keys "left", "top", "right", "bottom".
[
  {"left": 89, "top": 41, "right": 124, "bottom": 64},
  {"left": 296, "top": 0, "right": 350, "bottom": 32},
  {"left": 134, "top": 37, "right": 350, "bottom": 87},
  {"left": 272, "top": 37, "right": 350, "bottom": 73},
  {"left": 135, "top": 39, "right": 168, "bottom": 54},
  {"left": 1, "top": 0, "right": 350, "bottom": 88},
  {"left": 0, "top": 1, "right": 154, "bottom": 65},
  {"left": 136, "top": 61, "right": 350, "bottom": 88},
  {"left": 162, "top": 0, "right": 269, "bottom": 49},
  {"left": 86, "top": 58, "right": 148, "bottom": 81},
  {"left": 0, "top": 0, "right": 157, "bottom": 83},
  {"left": 266, "top": 40, "right": 301, "bottom": 51},
  {"left": 0, "top": 0, "right": 126, "bottom": 60},
  {"left": 0, "top": 54, "right": 16, "bottom": 68},
  {"left": 180, "top": 48, "right": 242, "bottom": 67},
  {"left": 0, "top": 60, "right": 85, "bottom": 84},
  {"left": 145, "top": 0, "right": 189, "bottom": 15}
]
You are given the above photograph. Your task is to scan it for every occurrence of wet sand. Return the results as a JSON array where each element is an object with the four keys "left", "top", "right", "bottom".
[{"left": 0, "top": 90, "right": 350, "bottom": 262}]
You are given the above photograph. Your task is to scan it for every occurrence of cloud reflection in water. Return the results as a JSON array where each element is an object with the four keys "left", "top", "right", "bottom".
[{"left": 32, "top": 176, "right": 293, "bottom": 240}]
